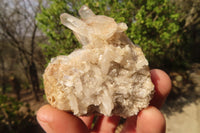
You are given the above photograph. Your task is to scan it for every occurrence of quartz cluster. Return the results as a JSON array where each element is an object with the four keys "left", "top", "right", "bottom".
[{"left": 43, "top": 5, "right": 154, "bottom": 118}]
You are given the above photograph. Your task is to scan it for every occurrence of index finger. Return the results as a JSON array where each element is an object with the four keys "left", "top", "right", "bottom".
[{"left": 150, "top": 69, "right": 172, "bottom": 108}]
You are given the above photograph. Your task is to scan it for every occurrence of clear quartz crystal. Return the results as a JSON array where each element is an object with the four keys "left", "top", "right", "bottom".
[{"left": 43, "top": 5, "right": 154, "bottom": 118}]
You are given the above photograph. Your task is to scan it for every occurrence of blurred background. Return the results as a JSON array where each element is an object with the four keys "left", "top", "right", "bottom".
[{"left": 0, "top": 0, "right": 199, "bottom": 132}]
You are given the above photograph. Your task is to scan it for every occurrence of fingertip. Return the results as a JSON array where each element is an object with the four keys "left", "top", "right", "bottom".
[
  {"left": 36, "top": 105, "right": 55, "bottom": 133},
  {"left": 137, "top": 106, "right": 166, "bottom": 133},
  {"left": 37, "top": 105, "right": 52, "bottom": 122},
  {"left": 150, "top": 69, "right": 172, "bottom": 108},
  {"left": 36, "top": 104, "right": 88, "bottom": 133},
  {"left": 150, "top": 69, "right": 172, "bottom": 96}
]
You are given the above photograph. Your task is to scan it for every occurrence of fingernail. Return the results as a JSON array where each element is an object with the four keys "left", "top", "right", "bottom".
[
  {"left": 38, "top": 120, "right": 54, "bottom": 133},
  {"left": 37, "top": 109, "right": 53, "bottom": 133}
]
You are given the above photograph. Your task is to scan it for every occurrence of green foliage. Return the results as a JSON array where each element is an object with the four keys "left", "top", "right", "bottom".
[
  {"left": 0, "top": 95, "right": 36, "bottom": 133},
  {"left": 128, "top": 0, "right": 182, "bottom": 67},
  {"left": 37, "top": 0, "right": 81, "bottom": 60},
  {"left": 37, "top": 0, "right": 184, "bottom": 68}
]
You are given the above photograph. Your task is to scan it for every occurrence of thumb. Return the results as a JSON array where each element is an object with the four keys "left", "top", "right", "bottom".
[
  {"left": 136, "top": 106, "right": 166, "bottom": 133},
  {"left": 37, "top": 105, "right": 89, "bottom": 133}
]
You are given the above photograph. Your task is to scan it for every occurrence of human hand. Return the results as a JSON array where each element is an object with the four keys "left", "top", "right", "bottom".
[{"left": 37, "top": 69, "right": 171, "bottom": 133}]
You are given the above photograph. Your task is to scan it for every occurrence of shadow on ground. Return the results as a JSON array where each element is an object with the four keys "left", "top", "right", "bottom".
[{"left": 161, "top": 63, "right": 200, "bottom": 116}]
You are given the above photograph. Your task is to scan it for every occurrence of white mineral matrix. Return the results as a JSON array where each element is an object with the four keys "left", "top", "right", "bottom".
[{"left": 43, "top": 5, "right": 154, "bottom": 118}]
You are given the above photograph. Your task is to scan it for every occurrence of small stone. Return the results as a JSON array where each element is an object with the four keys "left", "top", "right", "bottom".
[
  {"left": 175, "top": 75, "right": 183, "bottom": 82},
  {"left": 43, "top": 5, "right": 154, "bottom": 118}
]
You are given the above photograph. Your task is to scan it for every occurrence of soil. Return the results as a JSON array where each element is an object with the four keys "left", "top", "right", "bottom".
[
  {"left": 164, "top": 101, "right": 200, "bottom": 133},
  {"left": 162, "top": 63, "right": 200, "bottom": 133}
]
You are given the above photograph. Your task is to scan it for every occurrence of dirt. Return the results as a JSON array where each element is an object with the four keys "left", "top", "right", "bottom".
[
  {"left": 164, "top": 101, "right": 200, "bottom": 133},
  {"left": 162, "top": 63, "right": 200, "bottom": 133}
]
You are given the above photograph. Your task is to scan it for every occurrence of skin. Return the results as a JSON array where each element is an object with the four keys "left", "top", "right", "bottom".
[{"left": 37, "top": 69, "right": 171, "bottom": 133}]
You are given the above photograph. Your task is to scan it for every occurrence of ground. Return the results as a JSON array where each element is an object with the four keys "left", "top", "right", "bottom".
[
  {"left": 162, "top": 63, "right": 200, "bottom": 133},
  {"left": 164, "top": 101, "right": 200, "bottom": 133}
]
